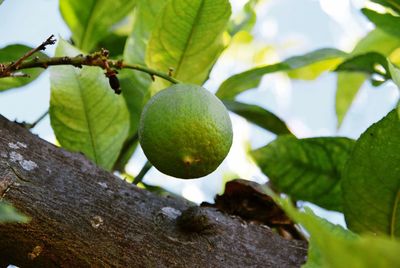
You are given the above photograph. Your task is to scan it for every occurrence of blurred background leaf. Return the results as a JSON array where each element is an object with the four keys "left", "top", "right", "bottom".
[
  {"left": 0, "top": 44, "right": 48, "bottom": 91},
  {"left": 335, "top": 29, "right": 400, "bottom": 127},
  {"left": 216, "top": 48, "right": 347, "bottom": 100}
]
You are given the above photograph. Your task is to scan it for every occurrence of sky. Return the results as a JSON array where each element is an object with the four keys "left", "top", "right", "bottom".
[{"left": 1, "top": 0, "right": 399, "bottom": 225}]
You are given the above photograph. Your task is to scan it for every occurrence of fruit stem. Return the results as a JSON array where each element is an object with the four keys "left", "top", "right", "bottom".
[{"left": 133, "top": 161, "right": 153, "bottom": 185}]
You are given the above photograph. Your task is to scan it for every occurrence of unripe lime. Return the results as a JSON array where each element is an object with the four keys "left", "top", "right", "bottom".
[{"left": 138, "top": 84, "right": 233, "bottom": 179}]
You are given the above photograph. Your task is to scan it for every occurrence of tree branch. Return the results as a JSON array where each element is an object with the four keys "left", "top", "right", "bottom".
[{"left": 0, "top": 115, "right": 307, "bottom": 267}]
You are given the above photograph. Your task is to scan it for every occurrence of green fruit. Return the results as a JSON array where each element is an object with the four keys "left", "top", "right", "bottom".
[{"left": 138, "top": 84, "right": 233, "bottom": 179}]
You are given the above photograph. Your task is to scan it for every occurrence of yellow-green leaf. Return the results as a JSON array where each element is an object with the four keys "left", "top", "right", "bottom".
[
  {"left": 50, "top": 39, "right": 129, "bottom": 170},
  {"left": 146, "top": 0, "right": 231, "bottom": 94}
]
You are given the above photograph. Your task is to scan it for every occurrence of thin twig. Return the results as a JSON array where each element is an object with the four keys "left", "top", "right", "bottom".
[
  {"left": 4, "top": 35, "right": 56, "bottom": 73},
  {"left": 0, "top": 35, "right": 180, "bottom": 85},
  {"left": 133, "top": 161, "right": 153, "bottom": 185},
  {"left": 0, "top": 54, "right": 180, "bottom": 85},
  {"left": 29, "top": 110, "right": 49, "bottom": 129}
]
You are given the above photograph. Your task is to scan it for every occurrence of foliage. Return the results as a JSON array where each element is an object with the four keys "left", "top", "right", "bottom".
[
  {"left": 252, "top": 136, "right": 355, "bottom": 212},
  {"left": 1, "top": 0, "right": 400, "bottom": 266},
  {"left": 0, "top": 201, "right": 29, "bottom": 223},
  {"left": 277, "top": 198, "right": 400, "bottom": 268},
  {"left": 50, "top": 39, "right": 130, "bottom": 170}
]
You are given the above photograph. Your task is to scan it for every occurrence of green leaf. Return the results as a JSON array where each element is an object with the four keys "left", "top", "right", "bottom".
[
  {"left": 0, "top": 44, "right": 48, "bottom": 91},
  {"left": 277, "top": 199, "right": 400, "bottom": 268},
  {"left": 362, "top": 8, "right": 400, "bottom": 38},
  {"left": 342, "top": 110, "right": 400, "bottom": 237},
  {"left": 336, "top": 29, "right": 400, "bottom": 126},
  {"left": 50, "top": 39, "right": 130, "bottom": 170},
  {"left": 216, "top": 48, "right": 347, "bottom": 100},
  {"left": 146, "top": 0, "right": 231, "bottom": 93},
  {"left": 0, "top": 201, "right": 30, "bottom": 223},
  {"left": 59, "top": 0, "right": 137, "bottom": 52},
  {"left": 222, "top": 100, "right": 291, "bottom": 135},
  {"left": 252, "top": 136, "right": 355, "bottom": 211},
  {"left": 388, "top": 60, "right": 400, "bottom": 89},
  {"left": 96, "top": 33, "right": 129, "bottom": 58}
]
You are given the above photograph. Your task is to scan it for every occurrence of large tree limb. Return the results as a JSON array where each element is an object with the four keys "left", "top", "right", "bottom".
[{"left": 0, "top": 115, "right": 307, "bottom": 267}]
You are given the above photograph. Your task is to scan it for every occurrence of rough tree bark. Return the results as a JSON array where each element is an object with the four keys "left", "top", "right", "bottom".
[{"left": 0, "top": 115, "right": 307, "bottom": 267}]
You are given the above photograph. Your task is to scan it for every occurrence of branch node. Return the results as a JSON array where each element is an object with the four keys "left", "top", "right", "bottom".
[{"left": 168, "top": 67, "right": 174, "bottom": 77}]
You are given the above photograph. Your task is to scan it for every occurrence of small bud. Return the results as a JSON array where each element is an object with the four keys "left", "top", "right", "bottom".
[{"left": 108, "top": 74, "right": 121, "bottom": 94}]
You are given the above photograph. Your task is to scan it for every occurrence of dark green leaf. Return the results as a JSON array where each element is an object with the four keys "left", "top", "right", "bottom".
[
  {"left": 50, "top": 39, "right": 130, "bottom": 170},
  {"left": 0, "top": 45, "right": 48, "bottom": 91},
  {"left": 278, "top": 198, "right": 400, "bottom": 268},
  {"left": 216, "top": 48, "right": 347, "bottom": 100},
  {"left": 252, "top": 136, "right": 355, "bottom": 211},
  {"left": 0, "top": 201, "right": 30, "bottom": 223},
  {"left": 222, "top": 100, "right": 291, "bottom": 135},
  {"left": 335, "top": 52, "right": 391, "bottom": 87},
  {"left": 96, "top": 33, "right": 128, "bottom": 58},
  {"left": 336, "top": 29, "right": 400, "bottom": 126},
  {"left": 342, "top": 110, "right": 400, "bottom": 237},
  {"left": 362, "top": 8, "right": 400, "bottom": 38},
  {"left": 146, "top": 0, "right": 231, "bottom": 94},
  {"left": 59, "top": 0, "right": 137, "bottom": 52}
]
